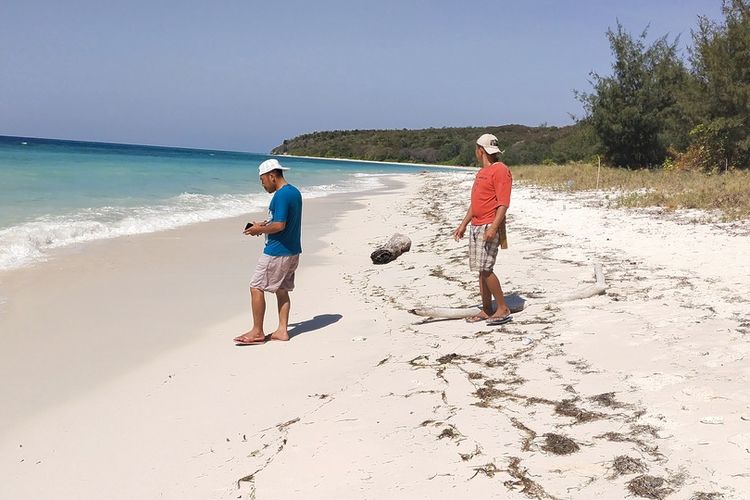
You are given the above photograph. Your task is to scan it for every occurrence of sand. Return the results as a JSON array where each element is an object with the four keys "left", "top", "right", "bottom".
[{"left": 1, "top": 171, "right": 749, "bottom": 499}]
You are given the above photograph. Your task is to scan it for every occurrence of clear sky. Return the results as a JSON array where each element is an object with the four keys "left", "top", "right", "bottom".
[{"left": 0, "top": 0, "right": 723, "bottom": 153}]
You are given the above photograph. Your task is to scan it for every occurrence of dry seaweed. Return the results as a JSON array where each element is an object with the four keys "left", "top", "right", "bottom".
[
  {"left": 459, "top": 445, "right": 482, "bottom": 461},
  {"left": 504, "top": 457, "right": 556, "bottom": 499},
  {"left": 627, "top": 475, "right": 673, "bottom": 499},
  {"left": 438, "top": 425, "right": 461, "bottom": 440},
  {"left": 610, "top": 455, "right": 647, "bottom": 477},
  {"left": 631, "top": 424, "right": 661, "bottom": 438},
  {"left": 597, "top": 431, "right": 660, "bottom": 457},
  {"left": 567, "top": 359, "right": 597, "bottom": 373},
  {"left": 474, "top": 380, "right": 514, "bottom": 407},
  {"left": 502, "top": 376, "right": 527, "bottom": 386},
  {"left": 437, "top": 353, "right": 461, "bottom": 364},
  {"left": 470, "top": 462, "right": 499, "bottom": 479},
  {"left": 599, "top": 431, "right": 630, "bottom": 443},
  {"left": 276, "top": 417, "right": 300, "bottom": 431},
  {"left": 541, "top": 433, "right": 579, "bottom": 455},
  {"left": 526, "top": 396, "right": 557, "bottom": 406},
  {"left": 511, "top": 418, "right": 537, "bottom": 452},
  {"left": 436, "top": 352, "right": 480, "bottom": 364},
  {"left": 376, "top": 355, "right": 391, "bottom": 366},
  {"left": 236, "top": 472, "right": 255, "bottom": 490},
  {"left": 689, "top": 493, "right": 724, "bottom": 500},
  {"left": 483, "top": 358, "right": 506, "bottom": 368},
  {"left": 554, "top": 399, "right": 604, "bottom": 423},
  {"left": 403, "top": 389, "right": 441, "bottom": 399},
  {"left": 408, "top": 355, "right": 429, "bottom": 367},
  {"left": 590, "top": 392, "right": 622, "bottom": 408}
]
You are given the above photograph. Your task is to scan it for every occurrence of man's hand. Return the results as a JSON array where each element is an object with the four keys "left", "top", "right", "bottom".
[
  {"left": 483, "top": 225, "right": 497, "bottom": 241},
  {"left": 453, "top": 224, "right": 466, "bottom": 241},
  {"left": 244, "top": 222, "right": 265, "bottom": 236}
]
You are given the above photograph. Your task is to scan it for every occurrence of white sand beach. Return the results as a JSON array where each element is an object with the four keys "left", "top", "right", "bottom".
[{"left": 1, "top": 171, "right": 749, "bottom": 499}]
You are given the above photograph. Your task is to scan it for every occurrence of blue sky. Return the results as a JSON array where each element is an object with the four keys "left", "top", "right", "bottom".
[{"left": 0, "top": 0, "right": 723, "bottom": 153}]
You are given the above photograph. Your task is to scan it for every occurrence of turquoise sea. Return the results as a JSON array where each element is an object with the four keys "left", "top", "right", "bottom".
[{"left": 0, "top": 135, "right": 447, "bottom": 271}]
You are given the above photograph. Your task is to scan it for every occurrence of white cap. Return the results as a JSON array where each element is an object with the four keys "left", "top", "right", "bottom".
[
  {"left": 258, "top": 158, "right": 290, "bottom": 176},
  {"left": 476, "top": 133, "right": 503, "bottom": 155}
]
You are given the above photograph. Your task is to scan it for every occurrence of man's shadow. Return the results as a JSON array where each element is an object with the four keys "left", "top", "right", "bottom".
[{"left": 288, "top": 314, "right": 342, "bottom": 339}]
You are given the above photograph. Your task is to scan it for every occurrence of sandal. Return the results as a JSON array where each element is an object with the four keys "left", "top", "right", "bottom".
[{"left": 486, "top": 315, "right": 513, "bottom": 326}]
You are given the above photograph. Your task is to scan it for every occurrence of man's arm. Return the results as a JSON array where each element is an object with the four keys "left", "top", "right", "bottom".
[
  {"left": 485, "top": 167, "right": 511, "bottom": 241},
  {"left": 246, "top": 190, "right": 292, "bottom": 236},
  {"left": 246, "top": 220, "right": 286, "bottom": 236},
  {"left": 483, "top": 205, "right": 507, "bottom": 241},
  {"left": 453, "top": 205, "right": 473, "bottom": 241}
]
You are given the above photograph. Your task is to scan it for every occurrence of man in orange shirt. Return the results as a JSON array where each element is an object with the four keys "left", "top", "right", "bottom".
[{"left": 452, "top": 133, "right": 513, "bottom": 325}]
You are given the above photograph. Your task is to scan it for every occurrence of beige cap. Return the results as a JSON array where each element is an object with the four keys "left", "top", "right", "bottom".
[
  {"left": 476, "top": 133, "right": 502, "bottom": 155},
  {"left": 258, "top": 158, "right": 290, "bottom": 175}
]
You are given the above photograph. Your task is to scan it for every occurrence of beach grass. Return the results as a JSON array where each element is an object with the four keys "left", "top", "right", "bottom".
[{"left": 511, "top": 163, "right": 750, "bottom": 221}]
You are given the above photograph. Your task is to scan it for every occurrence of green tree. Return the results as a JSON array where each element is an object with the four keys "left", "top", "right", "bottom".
[
  {"left": 580, "top": 23, "right": 690, "bottom": 167},
  {"left": 687, "top": 0, "right": 750, "bottom": 169},
  {"left": 549, "top": 120, "right": 600, "bottom": 163}
]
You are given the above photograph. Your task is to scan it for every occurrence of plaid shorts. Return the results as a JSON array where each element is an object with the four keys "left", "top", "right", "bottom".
[
  {"left": 469, "top": 224, "right": 500, "bottom": 272},
  {"left": 250, "top": 254, "right": 300, "bottom": 292}
]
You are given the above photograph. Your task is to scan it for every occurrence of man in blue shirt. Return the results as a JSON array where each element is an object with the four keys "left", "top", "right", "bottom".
[{"left": 234, "top": 159, "right": 302, "bottom": 345}]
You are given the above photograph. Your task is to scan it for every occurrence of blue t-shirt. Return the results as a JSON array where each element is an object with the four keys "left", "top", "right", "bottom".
[{"left": 265, "top": 184, "right": 303, "bottom": 256}]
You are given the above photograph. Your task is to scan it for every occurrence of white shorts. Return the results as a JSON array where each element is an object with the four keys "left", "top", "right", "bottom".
[{"left": 250, "top": 254, "right": 300, "bottom": 292}]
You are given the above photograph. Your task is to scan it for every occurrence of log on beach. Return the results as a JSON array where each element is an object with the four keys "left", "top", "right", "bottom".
[
  {"left": 409, "top": 264, "right": 607, "bottom": 319},
  {"left": 409, "top": 293, "right": 529, "bottom": 319},
  {"left": 371, "top": 233, "right": 412, "bottom": 264}
]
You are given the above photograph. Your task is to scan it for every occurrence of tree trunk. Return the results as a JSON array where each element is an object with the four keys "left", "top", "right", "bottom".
[
  {"left": 371, "top": 233, "right": 412, "bottom": 264},
  {"left": 409, "top": 264, "right": 606, "bottom": 319}
]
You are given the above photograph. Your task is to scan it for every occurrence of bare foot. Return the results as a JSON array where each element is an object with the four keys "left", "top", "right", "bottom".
[
  {"left": 234, "top": 329, "right": 265, "bottom": 345},
  {"left": 265, "top": 329, "right": 290, "bottom": 342},
  {"left": 487, "top": 306, "right": 511, "bottom": 321},
  {"left": 466, "top": 312, "right": 490, "bottom": 323}
]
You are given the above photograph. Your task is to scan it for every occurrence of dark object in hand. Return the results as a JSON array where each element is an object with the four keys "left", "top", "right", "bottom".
[{"left": 244, "top": 222, "right": 253, "bottom": 231}]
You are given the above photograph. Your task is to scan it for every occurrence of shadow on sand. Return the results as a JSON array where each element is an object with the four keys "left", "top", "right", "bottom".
[{"left": 288, "top": 313, "right": 343, "bottom": 339}]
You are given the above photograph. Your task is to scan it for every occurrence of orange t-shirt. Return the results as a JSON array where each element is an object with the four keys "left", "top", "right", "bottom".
[{"left": 471, "top": 162, "right": 512, "bottom": 225}]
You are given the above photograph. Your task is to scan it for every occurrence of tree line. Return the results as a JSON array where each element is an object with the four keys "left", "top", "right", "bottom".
[
  {"left": 581, "top": 0, "right": 750, "bottom": 171},
  {"left": 274, "top": 0, "right": 748, "bottom": 171},
  {"left": 271, "top": 124, "right": 598, "bottom": 167}
]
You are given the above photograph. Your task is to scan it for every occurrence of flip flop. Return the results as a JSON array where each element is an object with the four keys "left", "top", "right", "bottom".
[
  {"left": 486, "top": 315, "right": 513, "bottom": 326},
  {"left": 465, "top": 314, "right": 490, "bottom": 323}
]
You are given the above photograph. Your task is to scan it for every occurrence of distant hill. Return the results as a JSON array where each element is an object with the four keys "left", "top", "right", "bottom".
[{"left": 271, "top": 123, "right": 598, "bottom": 166}]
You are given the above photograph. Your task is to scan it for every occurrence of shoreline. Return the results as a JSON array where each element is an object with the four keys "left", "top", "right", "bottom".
[
  {"left": 2, "top": 170, "right": 749, "bottom": 498},
  {"left": 0, "top": 169, "right": 396, "bottom": 275},
  {"left": 0, "top": 178, "right": 402, "bottom": 430}
]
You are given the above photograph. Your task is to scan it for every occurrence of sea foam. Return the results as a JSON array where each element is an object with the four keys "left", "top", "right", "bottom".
[{"left": 0, "top": 174, "right": 383, "bottom": 272}]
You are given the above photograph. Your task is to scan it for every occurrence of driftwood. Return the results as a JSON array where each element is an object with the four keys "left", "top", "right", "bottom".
[
  {"left": 371, "top": 233, "right": 412, "bottom": 264},
  {"left": 409, "top": 264, "right": 607, "bottom": 318}
]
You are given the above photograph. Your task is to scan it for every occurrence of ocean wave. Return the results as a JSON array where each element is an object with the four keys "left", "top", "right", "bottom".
[{"left": 0, "top": 175, "right": 383, "bottom": 272}]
